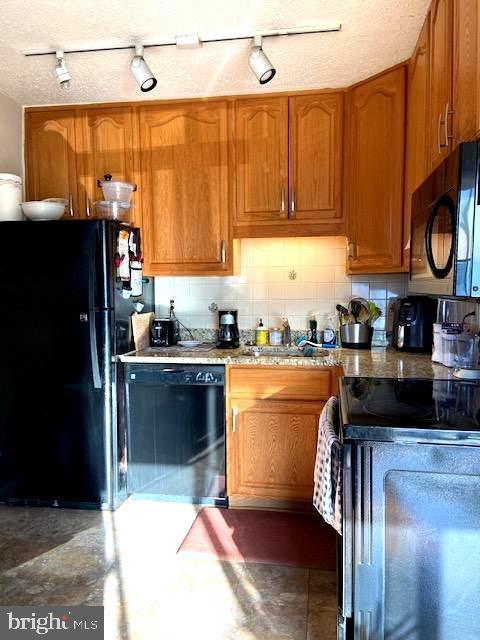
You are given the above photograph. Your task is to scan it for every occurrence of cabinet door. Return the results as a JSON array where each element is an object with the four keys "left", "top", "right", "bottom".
[
  {"left": 345, "top": 67, "right": 406, "bottom": 274},
  {"left": 430, "top": 0, "right": 454, "bottom": 169},
  {"left": 453, "top": 0, "right": 478, "bottom": 143},
  {"left": 25, "top": 110, "right": 78, "bottom": 217},
  {"left": 77, "top": 106, "right": 137, "bottom": 220},
  {"left": 228, "top": 398, "right": 324, "bottom": 502},
  {"left": 405, "top": 17, "right": 431, "bottom": 267},
  {"left": 289, "top": 92, "right": 344, "bottom": 222},
  {"left": 234, "top": 97, "right": 288, "bottom": 225},
  {"left": 139, "top": 101, "right": 233, "bottom": 275}
]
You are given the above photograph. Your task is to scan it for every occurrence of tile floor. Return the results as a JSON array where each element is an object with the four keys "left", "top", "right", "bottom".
[{"left": 0, "top": 500, "right": 337, "bottom": 639}]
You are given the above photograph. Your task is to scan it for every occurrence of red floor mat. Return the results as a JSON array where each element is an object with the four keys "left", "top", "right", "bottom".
[{"left": 177, "top": 507, "right": 337, "bottom": 570}]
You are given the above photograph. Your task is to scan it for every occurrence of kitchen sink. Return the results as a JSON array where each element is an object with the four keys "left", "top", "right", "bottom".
[{"left": 238, "top": 346, "right": 329, "bottom": 358}]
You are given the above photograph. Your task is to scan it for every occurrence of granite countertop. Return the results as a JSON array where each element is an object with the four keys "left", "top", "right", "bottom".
[{"left": 119, "top": 345, "right": 456, "bottom": 380}]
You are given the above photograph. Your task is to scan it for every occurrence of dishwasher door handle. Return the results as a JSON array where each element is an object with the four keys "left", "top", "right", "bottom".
[{"left": 161, "top": 368, "right": 185, "bottom": 373}]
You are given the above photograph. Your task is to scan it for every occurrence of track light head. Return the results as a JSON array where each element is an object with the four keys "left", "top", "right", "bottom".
[
  {"left": 248, "top": 36, "right": 276, "bottom": 85},
  {"left": 130, "top": 44, "right": 157, "bottom": 92},
  {"left": 54, "top": 51, "right": 71, "bottom": 89}
]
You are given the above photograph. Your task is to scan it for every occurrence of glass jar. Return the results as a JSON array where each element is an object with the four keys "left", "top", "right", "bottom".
[{"left": 269, "top": 327, "right": 282, "bottom": 346}]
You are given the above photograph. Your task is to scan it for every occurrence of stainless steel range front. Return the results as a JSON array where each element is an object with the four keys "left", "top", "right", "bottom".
[{"left": 338, "top": 377, "right": 480, "bottom": 640}]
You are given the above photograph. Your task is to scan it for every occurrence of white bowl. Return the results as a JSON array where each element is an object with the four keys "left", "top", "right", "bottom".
[{"left": 21, "top": 201, "right": 65, "bottom": 221}]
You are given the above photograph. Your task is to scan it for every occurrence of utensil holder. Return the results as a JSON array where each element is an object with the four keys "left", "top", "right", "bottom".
[{"left": 340, "top": 324, "right": 374, "bottom": 349}]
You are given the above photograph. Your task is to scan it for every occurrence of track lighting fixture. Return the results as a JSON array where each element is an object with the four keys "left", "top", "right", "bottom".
[
  {"left": 54, "top": 51, "right": 71, "bottom": 89},
  {"left": 248, "top": 36, "right": 276, "bottom": 85},
  {"left": 130, "top": 44, "right": 157, "bottom": 92},
  {"left": 26, "top": 24, "right": 342, "bottom": 91}
]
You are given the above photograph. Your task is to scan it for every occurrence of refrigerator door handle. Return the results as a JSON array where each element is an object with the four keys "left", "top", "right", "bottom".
[
  {"left": 88, "top": 312, "right": 102, "bottom": 390},
  {"left": 88, "top": 236, "right": 102, "bottom": 390}
]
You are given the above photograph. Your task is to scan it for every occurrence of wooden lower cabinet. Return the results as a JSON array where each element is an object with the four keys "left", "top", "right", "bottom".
[
  {"left": 226, "top": 365, "right": 342, "bottom": 510},
  {"left": 228, "top": 398, "right": 324, "bottom": 505}
]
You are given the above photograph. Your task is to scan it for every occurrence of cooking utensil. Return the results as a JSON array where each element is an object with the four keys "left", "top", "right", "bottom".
[
  {"left": 349, "top": 299, "right": 361, "bottom": 323},
  {"left": 21, "top": 201, "right": 65, "bottom": 221}
]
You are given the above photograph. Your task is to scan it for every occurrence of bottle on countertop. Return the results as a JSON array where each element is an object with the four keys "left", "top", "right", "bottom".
[
  {"left": 282, "top": 317, "right": 292, "bottom": 347},
  {"left": 255, "top": 318, "right": 269, "bottom": 346},
  {"left": 169, "top": 299, "right": 180, "bottom": 342},
  {"left": 309, "top": 316, "right": 318, "bottom": 344}
]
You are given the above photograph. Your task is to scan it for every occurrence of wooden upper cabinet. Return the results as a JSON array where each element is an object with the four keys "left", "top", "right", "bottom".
[
  {"left": 453, "top": 0, "right": 479, "bottom": 143},
  {"left": 345, "top": 67, "right": 407, "bottom": 274},
  {"left": 430, "top": 0, "right": 454, "bottom": 169},
  {"left": 405, "top": 16, "right": 431, "bottom": 266},
  {"left": 289, "top": 93, "right": 343, "bottom": 222},
  {"left": 25, "top": 110, "right": 78, "bottom": 216},
  {"left": 76, "top": 106, "right": 138, "bottom": 220},
  {"left": 234, "top": 97, "right": 288, "bottom": 224},
  {"left": 139, "top": 100, "right": 233, "bottom": 275},
  {"left": 233, "top": 91, "right": 345, "bottom": 238},
  {"left": 407, "top": 17, "right": 431, "bottom": 196}
]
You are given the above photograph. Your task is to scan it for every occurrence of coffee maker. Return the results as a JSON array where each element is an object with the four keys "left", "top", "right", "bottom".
[{"left": 218, "top": 310, "right": 240, "bottom": 349}]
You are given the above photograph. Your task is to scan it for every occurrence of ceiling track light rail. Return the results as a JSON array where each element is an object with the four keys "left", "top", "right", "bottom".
[
  {"left": 23, "top": 24, "right": 341, "bottom": 57},
  {"left": 28, "top": 23, "right": 341, "bottom": 90}
]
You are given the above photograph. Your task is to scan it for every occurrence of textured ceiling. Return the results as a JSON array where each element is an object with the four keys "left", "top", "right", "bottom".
[{"left": 0, "top": 0, "right": 430, "bottom": 107}]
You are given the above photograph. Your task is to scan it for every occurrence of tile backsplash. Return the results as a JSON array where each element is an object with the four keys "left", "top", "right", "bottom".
[{"left": 154, "top": 237, "right": 408, "bottom": 342}]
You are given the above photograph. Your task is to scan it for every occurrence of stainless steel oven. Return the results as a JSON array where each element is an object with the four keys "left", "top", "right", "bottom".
[{"left": 409, "top": 141, "right": 480, "bottom": 297}]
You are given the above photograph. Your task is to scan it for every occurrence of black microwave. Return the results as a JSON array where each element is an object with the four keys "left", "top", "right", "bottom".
[{"left": 409, "top": 141, "right": 480, "bottom": 298}]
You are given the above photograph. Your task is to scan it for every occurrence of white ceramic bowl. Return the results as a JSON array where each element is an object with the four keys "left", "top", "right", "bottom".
[{"left": 21, "top": 201, "right": 65, "bottom": 221}]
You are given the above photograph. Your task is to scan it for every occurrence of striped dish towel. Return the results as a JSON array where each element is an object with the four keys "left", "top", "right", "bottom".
[{"left": 313, "top": 396, "right": 342, "bottom": 535}]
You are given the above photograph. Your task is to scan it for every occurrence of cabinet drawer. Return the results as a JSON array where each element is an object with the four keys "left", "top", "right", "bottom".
[{"left": 227, "top": 366, "right": 332, "bottom": 400}]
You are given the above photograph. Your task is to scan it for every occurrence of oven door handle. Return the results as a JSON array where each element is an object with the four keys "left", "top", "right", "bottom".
[{"left": 341, "top": 444, "right": 354, "bottom": 619}]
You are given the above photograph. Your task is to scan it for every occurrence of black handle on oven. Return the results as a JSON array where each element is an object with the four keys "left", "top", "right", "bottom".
[
  {"left": 341, "top": 444, "right": 354, "bottom": 619},
  {"left": 424, "top": 193, "right": 455, "bottom": 279}
]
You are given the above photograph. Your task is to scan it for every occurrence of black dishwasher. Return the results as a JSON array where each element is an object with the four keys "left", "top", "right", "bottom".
[{"left": 124, "top": 363, "right": 226, "bottom": 506}]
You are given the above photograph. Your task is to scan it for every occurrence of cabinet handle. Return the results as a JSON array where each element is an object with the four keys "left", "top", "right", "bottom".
[
  {"left": 446, "top": 103, "right": 455, "bottom": 145},
  {"left": 231, "top": 407, "right": 237, "bottom": 432},
  {"left": 439, "top": 104, "right": 454, "bottom": 150},
  {"left": 347, "top": 240, "right": 354, "bottom": 261},
  {"left": 85, "top": 194, "right": 91, "bottom": 218},
  {"left": 289, "top": 187, "right": 296, "bottom": 219},
  {"left": 220, "top": 240, "right": 226, "bottom": 264},
  {"left": 69, "top": 194, "right": 74, "bottom": 217},
  {"left": 280, "top": 187, "right": 286, "bottom": 218}
]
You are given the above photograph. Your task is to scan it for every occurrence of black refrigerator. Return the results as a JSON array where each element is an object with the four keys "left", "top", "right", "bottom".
[{"left": 0, "top": 220, "right": 153, "bottom": 510}]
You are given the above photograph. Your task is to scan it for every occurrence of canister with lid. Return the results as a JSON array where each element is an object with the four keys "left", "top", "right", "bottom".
[{"left": 0, "top": 174, "right": 23, "bottom": 221}]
